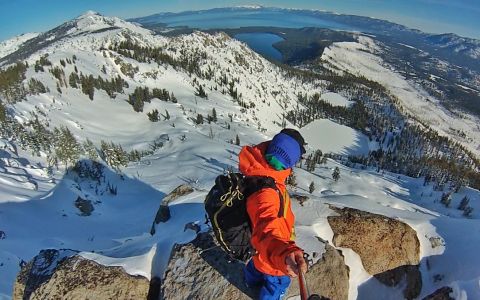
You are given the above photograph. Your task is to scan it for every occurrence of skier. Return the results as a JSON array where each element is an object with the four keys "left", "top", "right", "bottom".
[{"left": 238, "top": 128, "right": 308, "bottom": 299}]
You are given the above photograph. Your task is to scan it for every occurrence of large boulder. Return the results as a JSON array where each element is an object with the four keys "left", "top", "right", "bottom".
[
  {"left": 328, "top": 206, "right": 421, "bottom": 299},
  {"left": 13, "top": 249, "right": 151, "bottom": 300},
  {"left": 150, "top": 184, "right": 194, "bottom": 234},
  {"left": 161, "top": 231, "right": 349, "bottom": 300},
  {"left": 286, "top": 242, "right": 349, "bottom": 300}
]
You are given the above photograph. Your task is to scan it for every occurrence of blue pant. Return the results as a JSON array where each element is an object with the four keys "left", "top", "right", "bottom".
[{"left": 244, "top": 259, "right": 291, "bottom": 300}]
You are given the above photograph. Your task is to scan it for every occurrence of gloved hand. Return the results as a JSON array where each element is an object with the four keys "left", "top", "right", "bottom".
[{"left": 285, "top": 249, "right": 307, "bottom": 277}]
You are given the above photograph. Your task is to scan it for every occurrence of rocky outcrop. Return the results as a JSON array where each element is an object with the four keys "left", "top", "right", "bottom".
[
  {"left": 161, "top": 231, "right": 348, "bottom": 300},
  {"left": 13, "top": 249, "right": 151, "bottom": 300},
  {"left": 328, "top": 206, "right": 421, "bottom": 299},
  {"left": 150, "top": 184, "right": 194, "bottom": 234},
  {"left": 422, "top": 287, "right": 454, "bottom": 300},
  {"left": 74, "top": 197, "right": 94, "bottom": 216},
  {"left": 286, "top": 243, "right": 349, "bottom": 300}
]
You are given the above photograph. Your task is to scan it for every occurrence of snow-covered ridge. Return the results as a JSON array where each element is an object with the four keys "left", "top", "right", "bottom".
[{"left": 0, "top": 32, "right": 39, "bottom": 59}]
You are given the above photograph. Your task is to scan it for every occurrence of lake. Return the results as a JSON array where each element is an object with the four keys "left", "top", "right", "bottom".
[
  {"left": 152, "top": 9, "right": 357, "bottom": 32},
  {"left": 234, "top": 33, "right": 284, "bottom": 61}
]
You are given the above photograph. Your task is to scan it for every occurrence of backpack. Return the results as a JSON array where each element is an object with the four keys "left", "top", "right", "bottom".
[{"left": 204, "top": 172, "right": 284, "bottom": 262}]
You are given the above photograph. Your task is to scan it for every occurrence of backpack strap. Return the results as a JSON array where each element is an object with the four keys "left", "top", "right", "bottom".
[{"left": 242, "top": 176, "right": 285, "bottom": 218}]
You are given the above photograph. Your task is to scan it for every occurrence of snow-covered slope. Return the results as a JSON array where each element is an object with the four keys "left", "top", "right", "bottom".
[
  {"left": 0, "top": 33, "right": 39, "bottom": 59},
  {"left": 321, "top": 37, "right": 480, "bottom": 157},
  {"left": 1, "top": 11, "right": 479, "bottom": 300}
]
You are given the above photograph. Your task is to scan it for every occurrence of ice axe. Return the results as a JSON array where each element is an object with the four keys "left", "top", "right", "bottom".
[{"left": 298, "top": 269, "right": 323, "bottom": 300}]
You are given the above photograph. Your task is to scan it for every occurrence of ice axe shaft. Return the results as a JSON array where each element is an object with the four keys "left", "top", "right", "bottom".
[
  {"left": 299, "top": 270, "right": 323, "bottom": 300},
  {"left": 298, "top": 269, "right": 309, "bottom": 300}
]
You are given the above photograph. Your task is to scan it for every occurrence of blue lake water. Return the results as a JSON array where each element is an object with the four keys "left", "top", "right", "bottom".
[
  {"left": 234, "top": 33, "right": 284, "bottom": 61},
  {"left": 154, "top": 10, "right": 358, "bottom": 32}
]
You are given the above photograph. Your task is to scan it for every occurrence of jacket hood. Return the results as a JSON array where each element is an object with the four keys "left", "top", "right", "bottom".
[{"left": 238, "top": 141, "right": 291, "bottom": 186}]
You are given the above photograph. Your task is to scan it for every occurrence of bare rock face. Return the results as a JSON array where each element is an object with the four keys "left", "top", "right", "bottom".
[
  {"left": 328, "top": 206, "right": 421, "bottom": 299},
  {"left": 422, "top": 287, "right": 454, "bottom": 300},
  {"left": 161, "top": 231, "right": 349, "bottom": 300},
  {"left": 13, "top": 249, "right": 150, "bottom": 300},
  {"left": 286, "top": 243, "right": 349, "bottom": 300},
  {"left": 150, "top": 184, "right": 194, "bottom": 234},
  {"left": 161, "top": 232, "right": 252, "bottom": 300},
  {"left": 74, "top": 197, "right": 94, "bottom": 216}
]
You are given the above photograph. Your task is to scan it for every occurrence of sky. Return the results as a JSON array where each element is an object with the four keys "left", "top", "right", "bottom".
[{"left": 0, "top": 0, "right": 479, "bottom": 41}]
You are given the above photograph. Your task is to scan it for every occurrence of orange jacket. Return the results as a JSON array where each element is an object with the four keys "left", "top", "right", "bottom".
[{"left": 239, "top": 141, "right": 301, "bottom": 276}]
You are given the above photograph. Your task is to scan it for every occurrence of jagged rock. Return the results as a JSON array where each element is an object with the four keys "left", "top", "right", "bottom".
[
  {"left": 161, "top": 231, "right": 349, "bottom": 300},
  {"left": 74, "top": 197, "right": 94, "bottom": 216},
  {"left": 328, "top": 206, "right": 421, "bottom": 299},
  {"left": 161, "top": 232, "right": 252, "bottom": 300},
  {"left": 13, "top": 249, "right": 150, "bottom": 300},
  {"left": 374, "top": 265, "right": 422, "bottom": 300},
  {"left": 422, "top": 287, "right": 454, "bottom": 300},
  {"left": 286, "top": 243, "right": 349, "bottom": 300},
  {"left": 150, "top": 184, "right": 194, "bottom": 234}
]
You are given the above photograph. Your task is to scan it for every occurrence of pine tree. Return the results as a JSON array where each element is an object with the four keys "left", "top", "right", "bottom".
[
  {"left": 235, "top": 134, "right": 240, "bottom": 146},
  {"left": 147, "top": 109, "right": 160, "bottom": 122},
  {"left": 332, "top": 167, "right": 340, "bottom": 182},
  {"left": 82, "top": 139, "right": 99, "bottom": 161},
  {"left": 287, "top": 172, "right": 297, "bottom": 187},
  {"left": 54, "top": 127, "right": 81, "bottom": 167},
  {"left": 309, "top": 181, "right": 315, "bottom": 194},
  {"left": 212, "top": 108, "right": 217, "bottom": 122},
  {"left": 0, "top": 101, "right": 6, "bottom": 123},
  {"left": 440, "top": 192, "right": 452, "bottom": 208},
  {"left": 196, "top": 114, "right": 204, "bottom": 125},
  {"left": 457, "top": 196, "right": 469, "bottom": 211}
]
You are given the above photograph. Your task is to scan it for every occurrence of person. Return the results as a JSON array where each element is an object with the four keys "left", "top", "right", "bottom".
[{"left": 238, "top": 128, "right": 308, "bottom": 300}]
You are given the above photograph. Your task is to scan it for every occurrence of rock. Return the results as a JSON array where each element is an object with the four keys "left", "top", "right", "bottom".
[
  {"left": 0, "top": 230, "right": 5, "bottom": 239},
  {"left": 13, "top": 249, "right": 151, "bottom": 300},
  {"left": 74, "top": 197, "right": 94, "bottom": 216},
  {"left": 161, "top": 232, "right": 253, "bottom": 300},
  {"left": 422, "top": 287, "right": 454, "bottom": 300},
  {"left": 374, "top": 265, "right": 422, "bottom": 300},
  {"left": 150, "top": 184, "right": 194, "bottom": 234},
  {"left": 328, "top": 206, "right": 421, "bottom": 299},
  {"left": 161, "top": 231, "right": 349, "bottom": 300},
  {"left": 286, "top": 243, "right": 349, "bottom": 300}
]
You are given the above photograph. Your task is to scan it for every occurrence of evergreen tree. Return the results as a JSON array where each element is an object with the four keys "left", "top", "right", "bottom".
[
  {"left": 309, "top": 181, "right": 315, "bottom": 194},
  {"left": 82, "top": 139, "right": 99, "bottom": 161},
  {"left": 54, "top": 126, "right": 81, "bottom": 167},
  {"left": 100, "top": 141, "right": 129, "bottom": 172},
  {"left": 196, "top": 114, "right": 204, "bottom": 125},
  {"left": 332, "top": 167, "right": 340, "bottom": 182},
  {"left": 440, "top": 192, "right": 452, "bottom": 208},
  {"left": 235, "top": 134, "right": 240, "bottom": 146},
  {"left": 147, "top": 109, "right": 160, "bottom": 122},
  {"left": 457, "top": 196, "right": 469, "bottom": 211},
  {"left": 0, "top": 101, "right": 6, "bottom": 123},
  {"left": 195, "top": 85, "right": 207, "bottom": 99},
  {"left": 287, "top": 172, "right": 297, "bottom": 187},
  {"left": 212, "top": 108, "right": 217, "bottom": 122}
]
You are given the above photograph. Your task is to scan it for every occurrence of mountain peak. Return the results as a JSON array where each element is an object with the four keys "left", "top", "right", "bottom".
[{"left": 78, "top": 10, "right": 102, "bottom": 18}]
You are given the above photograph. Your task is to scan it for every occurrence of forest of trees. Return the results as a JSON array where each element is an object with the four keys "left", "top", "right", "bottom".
[{"left": 286, "top": 68, "right": 480, "bottom": 191}]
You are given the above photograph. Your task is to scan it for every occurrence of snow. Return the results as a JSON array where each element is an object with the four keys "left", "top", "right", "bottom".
[
  {"left": 0, "top": 12, "right": 479, "bottom": 300},
  {"left": 321, "top": 39, "right": 480, "bottom": 158},
  {"left": 300, "top": 119, "right": 373, "bottom": 155},
  {"left": 321, "top": 92, "right": 353, "bottom": 107},
  {"left": 0, "top": 32, "right": 39, "bottom": 59}
]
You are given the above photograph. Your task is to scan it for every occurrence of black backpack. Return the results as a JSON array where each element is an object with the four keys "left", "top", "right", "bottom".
[{"left": 204, "top": 172, "right": 284, "bottom": 262}]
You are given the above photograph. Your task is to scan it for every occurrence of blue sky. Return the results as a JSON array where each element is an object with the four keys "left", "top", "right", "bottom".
[{"left": 0, "top": 0, "right": 479, "bottom": 41}]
